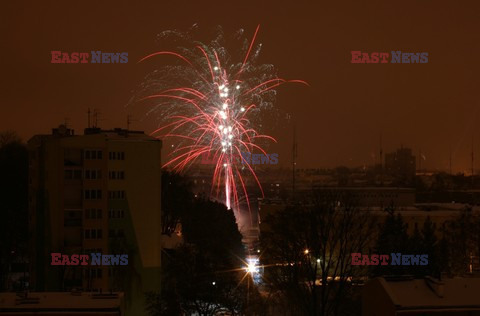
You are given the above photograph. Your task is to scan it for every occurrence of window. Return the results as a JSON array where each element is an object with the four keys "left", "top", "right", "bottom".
[
  {"left": 84, "top": 150, "right": 103, "bottom": 160},
  {"left": 64, "top": 170, "right": 73, "bottom": 179},
  {"left": 109, "top": 151, "right": 125, "bottom": 160},
  {"left": 84, "top": 230, "right": 90, "bottom": 239},
  {"left": 97, "top": 209, "right": 102, "bottom": 219},
  {"left": 108, "top": 191, "right": 126, "bottom": 200},
  {"left": 109, "top": 171, "right": 125, "bottom": 180},
  {"left": 73, "top": 170, "right": 82, "bottom": 179},
  {"left": 84, "top": 190, "right": 102, "bottom": 200},
  {"left": 85, "top": 170, "right": 102, "bottom": 180}
]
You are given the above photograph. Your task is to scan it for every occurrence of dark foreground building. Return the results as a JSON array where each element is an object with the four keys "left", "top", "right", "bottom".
[{"left": 27, "top": 125, "right": 162, "bottom": 315}]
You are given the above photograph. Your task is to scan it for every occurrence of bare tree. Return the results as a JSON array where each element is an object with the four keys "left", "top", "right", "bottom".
[
  {"left": 260, "top": 192, "right": 376, "bottom": 316},
  {"left": 0, "top": 130, "right": 21, "bottom": 147}
]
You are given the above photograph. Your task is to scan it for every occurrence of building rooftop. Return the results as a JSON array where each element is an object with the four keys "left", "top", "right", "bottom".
[
  {"left": 367, "top": 276, "right": 480, "bottom": 311},
  {"left": 0, "top": 292, "right": 124, "bottom": 313}
]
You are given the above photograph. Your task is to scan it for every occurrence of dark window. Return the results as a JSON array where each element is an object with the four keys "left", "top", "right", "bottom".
[
  {"left": 97, "top": 151, "right": 102, "bottom": 159},
  {"left": 85, "top": 209, "right": 90, "bottom": 219},
  {"left": 74, "top": 170, "right": 82, "bottom": 179},
  {"left": 91, "top": 151, "right": 97, "bottom": 159},
  {"left": 91, "top": 229, "right": 96, "bottom": 239},
  {"left": 85, "top": 151, "right": 91, "bottom": 159},
  {"left": 97, "top": 229, "right": 102, "bottom": 239},
  {"left": 121, "top": 152, "right": 125, "bottom": 160},
  {"left": 85, "top": 170, "right": 90, "bottom": 179},
  {"left": 84, "top": 229, "right": 90, "bottom": 239},
  {"left": 64, "top": 170, "right": 73, "bottom": 179},
  {"left": 97, "top": 209, "right": 102, "bottom": 219},
  {"left": 85, "top": 190, "right": 90, "bottom": 199}
]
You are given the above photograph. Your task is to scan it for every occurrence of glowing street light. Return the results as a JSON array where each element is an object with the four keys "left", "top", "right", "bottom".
[{"left": 245, "top": 257, "right": 259, "bottom": 274}]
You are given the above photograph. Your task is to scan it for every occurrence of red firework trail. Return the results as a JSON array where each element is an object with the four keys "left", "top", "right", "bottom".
[{"left": 138, "top": 25, "right": 307, "bottom": 221}]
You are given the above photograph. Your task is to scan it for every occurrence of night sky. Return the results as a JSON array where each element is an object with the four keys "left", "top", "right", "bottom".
[{"left": 1, "top": 0, "right": 479, "bottom": 170}]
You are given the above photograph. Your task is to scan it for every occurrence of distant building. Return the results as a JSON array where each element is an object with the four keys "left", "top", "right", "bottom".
[
  {"left": 28, "top": 125, "right": 162, "bottom": 315},
  {"left": 385, "top": 147, "right": 416, "bottom": 183},
  {"left": 363, "top": 276, "right": 480, "bottom": 315}
]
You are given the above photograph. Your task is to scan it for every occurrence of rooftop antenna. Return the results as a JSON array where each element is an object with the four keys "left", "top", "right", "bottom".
[
  {"left": 92, "top": 109, "right": 101, "bottom": 128},
  {"left": 127, "top": 114, "right": 134, "bottom": 130},
  {"left": 87, "top": 108, "right": 91, "bottom": 128},
  {"left": 93, "top": 110, "right": 98, "bottom": 128}
]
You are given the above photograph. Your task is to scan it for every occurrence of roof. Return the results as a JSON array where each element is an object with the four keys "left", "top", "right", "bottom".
[
  {"left": 0, "top": 292, "right": 123, "bottom": 313},
  {"left": 371, "top": 276, "right": 480, "bottom": 311}
]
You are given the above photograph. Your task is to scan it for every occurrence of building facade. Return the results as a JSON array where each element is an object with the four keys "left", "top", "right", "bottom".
[{"left": 28, "top": 125, "right": 162, "bottom": 314}]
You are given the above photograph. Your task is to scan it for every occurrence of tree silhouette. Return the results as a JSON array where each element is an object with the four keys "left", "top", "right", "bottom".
[
  {"left": 260, "top": 192, "right": 376, "bottom": 316},
  {"left": 0, "top": 131, "right": 28, "bottom": 290}
]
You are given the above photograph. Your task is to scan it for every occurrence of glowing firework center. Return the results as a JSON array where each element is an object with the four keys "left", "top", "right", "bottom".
[{"left": 217, "top": 78, "right": 243, "bottom": 209}]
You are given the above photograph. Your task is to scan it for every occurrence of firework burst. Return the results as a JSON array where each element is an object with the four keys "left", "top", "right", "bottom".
[{"left": 135, "top": 25, "right": 306, "bottom": 217}]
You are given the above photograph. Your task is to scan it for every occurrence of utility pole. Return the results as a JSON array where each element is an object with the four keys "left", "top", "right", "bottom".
[
  {"left": 292, "top": 125, "right": 298, "bottom": 201},
  {"left": 449, "top": 147, "right": 452, "bottom": 175},
  {"left": 418, "top": 148, "right": 422, "bottom": 172},
  {"left": 379, "top": 133, "right": 383, "bottom": 185},
  {"left": 472, "top": 135, "right": 475, "bottom": 177}
]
